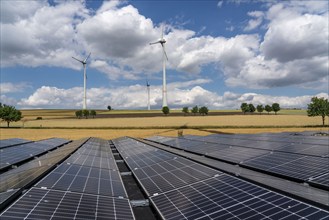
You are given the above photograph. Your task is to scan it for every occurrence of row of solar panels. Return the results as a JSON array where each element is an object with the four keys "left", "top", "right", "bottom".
[
  {"left": 0, "top": 138, "right": 87, "bottom": 209},
  {"left": 0, "top": 138, "right": 71, "bottom": 172},
  {"left": 0, "top": 138, "right": 135, "bottom": 219},
  {"left": 147, "top": 133, "right": 329, "bottom": 190},
  {"left": 113, "top": 137, "right": 329, "bottom": 220}
]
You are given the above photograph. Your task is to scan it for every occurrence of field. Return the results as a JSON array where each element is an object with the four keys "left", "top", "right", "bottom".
[{"left": 0, "top": 109, "right": 328, "bottom": 140}]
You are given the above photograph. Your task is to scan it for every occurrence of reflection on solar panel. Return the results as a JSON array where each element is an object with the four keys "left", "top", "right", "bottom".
[
  {"left": 150, "top": 176, "right": 329, "bottom": 220},
  {"left": 36, "top": 163, "right": 127, "bottom": 197},
  {"left": 0, "top": 138, "right": 70, "bottom": 171},
  {"left": 115, "top": 137, "right": 329, "bottom": 220},
  {"left": 0, "top": 188, "right": 134, "bottom": 220},
  {"left": 0, "top": 138, "right": 31, "bottom": 149}
]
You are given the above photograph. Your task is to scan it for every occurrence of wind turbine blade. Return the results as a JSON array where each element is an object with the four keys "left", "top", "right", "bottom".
[
  {"left": 72, "top": 56, "right": 83, "bottom": 63},
  {"left": 84, "top": 52, "right": 91, "bottom": 62},
  {"left": 162, "top": 44, "right": 168, "bottom": 61},
  {"left": 149, "top": 41, "right": 161, "bottom": 45}
]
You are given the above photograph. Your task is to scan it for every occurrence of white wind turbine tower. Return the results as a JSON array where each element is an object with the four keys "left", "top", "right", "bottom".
[
  {"left": 146, "top": 80, "right": 151, "bottom": 110},
  {"left": 72, "top": 52, "right": 91, "bottom": 110},
  {"left": 150, "top": 27, "right": 169, "bottom": 108}
]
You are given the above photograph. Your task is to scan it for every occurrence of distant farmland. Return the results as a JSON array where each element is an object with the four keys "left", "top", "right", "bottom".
[{"left": 0, "top": 109, "right": 328, "bottom": 140}]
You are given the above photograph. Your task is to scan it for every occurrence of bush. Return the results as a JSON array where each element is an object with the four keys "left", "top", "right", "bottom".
[
  {"left": 162, "top": 106, "right": 170, "bottom": 115},
  {"left": 191, "top": 105, "right": 199, "bottom": 115},
  {"left": 36, "top": 117, "right": 43, "bottom": 120},
  {"left": 75, "top": 110, "right": 82, "bottom": 119},
  {"left": 199, "top": 106, "right": 209, "bottom": 116}
]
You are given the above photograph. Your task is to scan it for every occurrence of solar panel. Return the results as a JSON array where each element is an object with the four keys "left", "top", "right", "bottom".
[
  {"left": 0, "top": 187, "right": 135, "bottom": 220},
  {"left": 36, "top": 163, "right": 127, "bottom": 197},
  {"left": 243, "top": 152, "right": 329, "bottom": 182},
  {"left": 132, "top": 158, "right": 221, "bottom": 196},
  {"left": 150, "top": 175, "right": 329, "bottom": 220},
  {"left": 0, "top": 138, "right": 70, "bottom": 171},
  {"left": 207, "top": 146, "right": 270, "bottom": 164},
  {"left": 65, "top": 153, "right": 118, "bottom": 170},
  {"left": 0, "top": 138, "right": 31, "bottom": 149}
]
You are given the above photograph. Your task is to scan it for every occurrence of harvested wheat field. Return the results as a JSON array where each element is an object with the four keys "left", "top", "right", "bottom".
[
  {"left": 1, "top": 127, "right": 328, "bottom": 141},
  {"left": 1, "top": 115, "right": 328, "bottom": 128}
]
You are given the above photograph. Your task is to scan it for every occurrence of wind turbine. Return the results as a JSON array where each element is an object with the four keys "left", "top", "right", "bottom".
[
  {"left": 150, "top": 27, "right": 168, "bottom": 108},
  {"left": 72, "top": 52, "right": 91, "bottom": 110},
  {"left": 146, "top": 80, "right": 150, "bottom": 110}
]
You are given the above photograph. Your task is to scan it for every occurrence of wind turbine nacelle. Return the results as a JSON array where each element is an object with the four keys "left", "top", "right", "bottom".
[{"left": 160, "top": 39, "right": 166, "bottom": 44}]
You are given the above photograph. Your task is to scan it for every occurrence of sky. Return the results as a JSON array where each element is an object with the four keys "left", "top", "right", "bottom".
[{"left": 0, "top": 0, "right": 328, "bottom": 110}]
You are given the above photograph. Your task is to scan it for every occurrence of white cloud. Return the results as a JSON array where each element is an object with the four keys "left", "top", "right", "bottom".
[
  {"left": 15, "top": 81, "right": 328, "bottom": 110},
  {"left": 0, "top": 82, "right": 31, "bottom": 93},
  {"left": 244, "top": 11, "right": 264, "bottom": 31},
  {"left": 1, "top": 1, "right": 88, "bottom": 69},
  {"left": 1, "top": 0, "right": 328, "bottom": 91}
]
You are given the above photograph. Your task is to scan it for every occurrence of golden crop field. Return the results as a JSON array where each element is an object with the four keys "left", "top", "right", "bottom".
[
  {"left": 2, "top": 115, "right": 327, "bottom": 128},
  {"left": 0, "top": 109, "right": 328, "bottom": 141}
]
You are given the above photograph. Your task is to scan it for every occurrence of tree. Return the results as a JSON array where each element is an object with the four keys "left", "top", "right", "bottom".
[
  {"left": 199, "top": 106, "right": 209, "bottom": 116},
  {"left": 90, "top": 110, "right": 96, "bottom": 118},
  {"left": 191, "top": 105, "right": 199, "bottom": 115},
  {"left": 249, "top": 104, "right": 256, "bottom": 113},
  {"left": 0, "top": 104, "right": 22, "bottom": 127},
  {"left": 162, "top": 106, "right": 170, "bottom": 115},
  {"left": 75, "top": 110, "right": 82, "bottom": 119},
  {"left": 82, "top": 109, "right": 90, "bottom": 119},
  {"left": 256, "top": 105, "right": 264, "bottom": 115},
  {"left": 272, "top": 103, "right": 281, "bottom": 115},
  {"left": 107, "top": 106, "right": 112, "bottom": 111},
  {"left": 182, "top": 107, "right": 189, "bottom": 116},
  {"left": 265, "top": 105, "right": 272, "bottom": 115},
  {"left": 307, "top": 97, "right": 329, "bottom": 126},
  {"left": 240, "top": 103, "right": 249, "bottom": 115}
]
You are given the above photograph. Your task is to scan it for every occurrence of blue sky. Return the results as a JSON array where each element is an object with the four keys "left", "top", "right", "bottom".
[{"left": 1, "top": 0, "right": 328, "bottom": 109}]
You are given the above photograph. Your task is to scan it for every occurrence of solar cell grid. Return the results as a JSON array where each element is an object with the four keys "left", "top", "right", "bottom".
[
  {"left": 36, "top": 163, "right": 127, "bottom": 197},
  {"left": 244, "top": 152, "right": 329, "bottom": 182},
  {"left": 65, "top": 152, "right": 117, "bottom": 170},
  {"left": 0, "top": 187, "right": 135, "bottom": 220},
  {"left": 208, "top": 146, "right": 270, "bottom": 163},
  {"left": 150, "top": 175, "right": 329, "bottom": 220}
]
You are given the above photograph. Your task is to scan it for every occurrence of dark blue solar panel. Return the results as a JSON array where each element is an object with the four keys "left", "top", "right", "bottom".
[
  {"left": 36, "top": 163, "right": 127, "bottom": 197},
  {"left": 0, "top": 188, "right": 134, "bottom": 220},
  {"left": 150, "top": 175, "right": 329, "bottom": 220}
]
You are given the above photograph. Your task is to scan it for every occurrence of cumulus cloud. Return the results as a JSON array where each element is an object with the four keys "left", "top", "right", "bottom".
[
  {"left": 1, "top": 1, "right": 88, "bottom": 68},
  {"left": 0, "top": 82, "right": 31, "bottom": 93},
  {"left": 15, "top": 81, "right": 328, "bottom": 110},
  {"left": 1, "top": 0, "right": 328, "bottom": 91}
]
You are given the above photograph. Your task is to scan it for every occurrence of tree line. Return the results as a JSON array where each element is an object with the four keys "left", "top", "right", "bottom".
[
  {"left": 161, "top": 105, "right": 209, "bottom": 116},
  {"left": 240, "top": 103, "right": 281, "bottom": 115}
]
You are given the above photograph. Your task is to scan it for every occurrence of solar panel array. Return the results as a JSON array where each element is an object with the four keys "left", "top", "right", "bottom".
[
  {"left": 0, "top": 138, "right": 70, "bottom": 172},
  {"left": 147, "top": 133, "right": 329, "bottom": 189},
  {"left": 0, "top": 138, "right": 135, "bottom": 220},
  {"left": 113, "top": 137, "right": 329, "bottom": 220},
  {"left": 0, "top": 138, "right": 31, "bottom": 149},
  {"left": 0, "top": 138, "right": 88, "bottom": 208}
]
